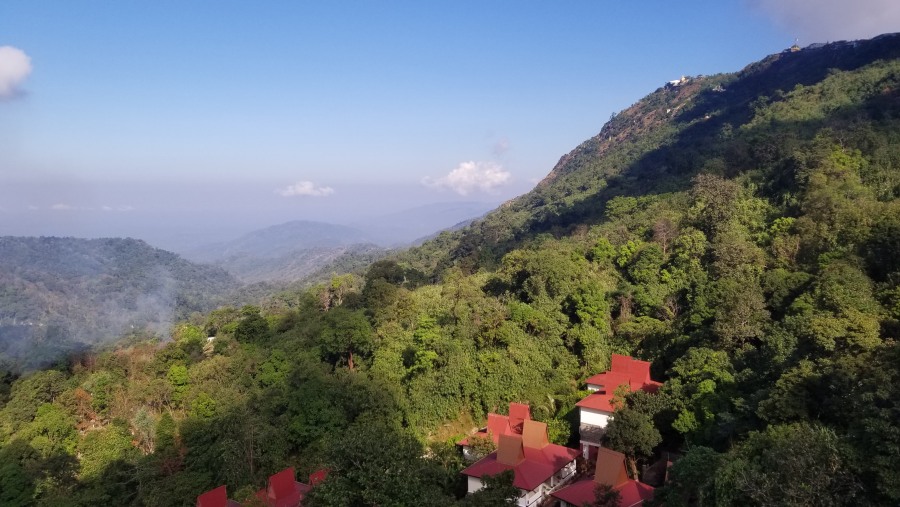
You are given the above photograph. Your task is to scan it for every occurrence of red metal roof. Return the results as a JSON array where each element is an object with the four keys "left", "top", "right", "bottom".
[
  {"left": 457, "top": 402, "right": 533, "bottom": 447},
  {"left": 552, "top": 446, "right": 654, "bottom": 506},
  {"left": 508, "top": 402, "right": 531, "bottom": 433},
  {"left": 461, "top": 417, "right": 579, "bottom": 492},
  {"left": 579, "top": 356, "right": 662, "bottom": 413},
  {"left": 196, "top": 486, "right": 228, "bottom": 507},
  {"left": 576, "top": 392, "right": 618, "bottom": 412},
  {"left": 254, "top": 467, "right": 310, "bottom": 507},
  {"left": 551, "top": 478, "right": 654, "bottom": 507}
]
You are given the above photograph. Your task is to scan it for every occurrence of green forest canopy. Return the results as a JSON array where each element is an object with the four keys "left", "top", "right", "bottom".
[{"left": 2, "top": 35, "right": 900, "bottom": 506}]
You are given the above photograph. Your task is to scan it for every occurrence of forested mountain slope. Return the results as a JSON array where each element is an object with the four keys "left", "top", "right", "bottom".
[
  {"left": 0, "top": 237, "right": 237, "bottom": 369},
  {"left": 404, "top": 33, "right": 900, "bottom": 275},
  {"left": 2, "top": 34, "right": 900, "bottom": 506}
]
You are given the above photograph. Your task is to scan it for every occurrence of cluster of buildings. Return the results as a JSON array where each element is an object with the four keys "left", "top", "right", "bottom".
[
  {"left": 459, "top": 354, "right": 660, "bottom": 507},
  {"left": 196, "top": 354, "right": 660, "bottom": 507}
]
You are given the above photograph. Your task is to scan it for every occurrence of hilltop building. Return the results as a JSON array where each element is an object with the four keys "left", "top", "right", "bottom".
[
  {"left": 576, "top": 355, "right": 661, "bottom": 459},
  {"left": 551, "top": 447, "right": 655, "bottom": 507}
]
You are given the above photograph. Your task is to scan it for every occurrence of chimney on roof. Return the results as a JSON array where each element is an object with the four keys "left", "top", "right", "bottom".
[{"left": 496, "top": 434, "right": 525, "bottom": 466}]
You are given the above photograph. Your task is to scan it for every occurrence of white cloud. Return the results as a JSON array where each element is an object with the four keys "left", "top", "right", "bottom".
[
  {"left": 0, "top": 46, "right": 32, "bottom": 100},
  {"left": 748, "top": 0, "right": 900, "bottom": 43},
  {"left": 276, "top": 180, "right": 335, "bottom": 197},
  {"left": 50, "top": 203, "right": 75, "bottom": 211},
  {"left": 423, "top": 161, "right": 512, "bottom": 196}
]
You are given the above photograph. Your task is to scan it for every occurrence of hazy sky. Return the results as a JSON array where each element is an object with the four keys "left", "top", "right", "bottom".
[{"left": 1, "top": 1, "right": 898, "bottom": 249}]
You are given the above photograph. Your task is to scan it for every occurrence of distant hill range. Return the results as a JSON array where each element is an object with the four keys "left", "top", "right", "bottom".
[
  {"left": 351, "top": 201, "right": 495, "bottom": 245},
  {"left": 183, "top": 202, "right": 494, "bottom": 283},
  {"left": 0, "top": 236, "right": 238, "bottom": 369}
]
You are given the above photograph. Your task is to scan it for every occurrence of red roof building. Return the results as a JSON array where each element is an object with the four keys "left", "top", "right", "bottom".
[
  {"left": 461, "top": 417, "right": 579, "bottom": 507},
  {"left": 253, "top": 467, "right": 330, "bottom": 507},
  {"left": 196, "top": 485, "right": 241, "bottom": 507},
  {"left": 577, "top": 355, "right": 661, "bottom": 459},
  {"left": 457, "top": 402, "right": 532, "bottom": 461},
  {"left": 551, "top": 447, "right": 654, "bottom": 507}
]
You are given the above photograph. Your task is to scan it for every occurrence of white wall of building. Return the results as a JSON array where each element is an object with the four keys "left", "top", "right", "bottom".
[
  {"left": 467, "top": 476, "right": 484, "bottom": 494},
  {"left": 580, "top": 407, "right": 612, "bottom": 428}
]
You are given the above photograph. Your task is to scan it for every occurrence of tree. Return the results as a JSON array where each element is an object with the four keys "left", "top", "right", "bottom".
[
  {"left": 462, "top": 470, "right": 519, "bottom": 506},
  {"left": 715, "top": 423, "right": 860, "bottom": 506},
  {"left": 605, "top": 405, "right": 661, "bottom": 479},
  {"left": 465, "top": 434, "right": 496, "bottom": 461},
  {"left": 78, "top": 423, "right": 139, "bottom": 480},
  {"left": 665, "top": 347, "right": 735, "bottom": 445},
  {"left": 233, "top": 306, "right": 271, "bottom": 342},
  {"left": 689, "top": 173, "right": 740, "bottom": 236},
  {"left": 588, "top": 483, "right": 622, "bottom": 507},
  {"left": 0, "top": 439, "right": 37, "bottom": 506},
  {"left": 319, "top": 308, "right": 374, "bottom": 371},
  {"left": 651, "top": 446, "right": 722, "bottom": 507},
  {"left": 305, "top": 420, "right": 452, "bottom": 506}
]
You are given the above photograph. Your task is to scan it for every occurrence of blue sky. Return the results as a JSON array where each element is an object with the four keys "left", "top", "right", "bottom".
[{"left": 1, "top": 1, "right": 898, "bottom": 248}]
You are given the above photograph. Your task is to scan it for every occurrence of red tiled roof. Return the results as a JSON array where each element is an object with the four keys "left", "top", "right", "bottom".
[{"left": 462, "top": 416, "right": 578, "bottom": 492}]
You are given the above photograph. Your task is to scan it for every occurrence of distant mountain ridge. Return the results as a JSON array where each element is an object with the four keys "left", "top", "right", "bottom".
[
  {"left": 0, "top": 236, "right": 238, "bottom": 368},
  {"left": 182, "top": 203, "right": 496, "bottom": 283},
  {"left": 186, "top": 220, "right": 371, "bottom": 262}
]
